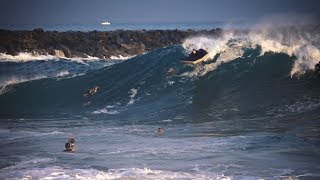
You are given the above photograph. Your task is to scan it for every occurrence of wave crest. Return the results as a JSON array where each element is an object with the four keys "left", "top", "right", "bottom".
[{"left": 182, "top": 26, "right": 320, "bottom": 77}]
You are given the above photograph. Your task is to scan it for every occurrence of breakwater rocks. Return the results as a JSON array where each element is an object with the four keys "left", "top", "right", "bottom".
[{"left": 0, "top": 28, "right": 222, "bottom": 59}]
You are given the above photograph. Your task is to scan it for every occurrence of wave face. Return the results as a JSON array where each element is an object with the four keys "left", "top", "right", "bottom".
[{"left": 1, "top": 27, "right": 320, "bottom": 179}]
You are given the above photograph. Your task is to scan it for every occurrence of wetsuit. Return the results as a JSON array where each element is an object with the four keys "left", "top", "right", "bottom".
[
  {"left": 69, "top": 138, "right": 75, "bottom": 144},
  {"left": 316, "top": 63, "right": 320, "bottom": 72},
  {"left": 185, "top": 49, "right": 208, "bottom": 61},
  {"left": 64, "top": 143, "right": 72, "bottom": 152}
]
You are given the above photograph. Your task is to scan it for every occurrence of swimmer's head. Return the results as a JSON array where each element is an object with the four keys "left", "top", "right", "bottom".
[
  {"left": 192, "top": 49, "right": 197, "bottom": 54},
  {"left": 157, "top": 128, "right": 164, "bottom": 134},
  {"left": 69, "top": 135, "right": 75, "bottom": 144}
]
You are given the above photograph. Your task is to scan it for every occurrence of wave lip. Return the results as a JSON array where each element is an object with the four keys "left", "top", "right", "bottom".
[
  {"left": 0, "top": 75, "right": 47, "bottom": 94},
  {"left": 0, "top": 70, "right": 72, "bottom": 94}
]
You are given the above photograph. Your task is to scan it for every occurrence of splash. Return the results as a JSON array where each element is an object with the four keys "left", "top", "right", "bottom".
[
  {"left": 128, "top": 88, "right": 138, "bottom": 105},
  {"left": 56, "top": 70, "right": 70, "bottom": 77},
  {"left": 92, "top": 107, "right": 120, "bottom": 115},
  {"left": 182, "top": 32, "right": 247, "bottom": 77}
]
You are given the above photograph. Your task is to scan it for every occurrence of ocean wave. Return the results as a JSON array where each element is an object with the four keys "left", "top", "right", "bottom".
[{"left": 1, "top": 41, "right": 319, "bottom": 120}]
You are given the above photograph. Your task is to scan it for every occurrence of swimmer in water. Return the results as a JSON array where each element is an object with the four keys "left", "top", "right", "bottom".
[
  {"left": 89, "top": 86, "right": 99, "bottom": 95},
  {"left": 64, "top": 135, "right": 76, "bottom": 152},
  {"left": 157, "top": 127, "right": 164, "bottom": 135},
  {"left": 84, "top": 86, "right": 100, "bottom": 97},
  {"left": 166, "top": 68, "right": 177, "bottom": 80},
  {"left": 166, "top": 68, "right": 176, "bottom": 76}
]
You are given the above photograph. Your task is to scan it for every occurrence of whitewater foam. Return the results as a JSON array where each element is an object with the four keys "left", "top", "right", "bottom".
[
  {"left": 110, "top": 54, "right": 135, "bottom": 60},
  {"left": 92, "top": 108, "right": 120, "bottom": 115},
  {"left": 0, "top": 165, "right": 232, "bottom": 180},
  {"left": 0, "top": 52, "right": 57, "bottom": 62},
  {"left": 55, "top": 70, "right": 70, "bottom": 77}
]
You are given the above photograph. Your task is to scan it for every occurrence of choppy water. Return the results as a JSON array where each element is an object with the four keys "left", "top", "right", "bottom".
[{"left": 0, "top": 25, "right": 320, "bottom": 179}]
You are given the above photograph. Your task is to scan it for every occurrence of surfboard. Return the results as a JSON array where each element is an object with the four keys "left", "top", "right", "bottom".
[{"left": 181, "top": 53, "right": 211, "bottom": 65}]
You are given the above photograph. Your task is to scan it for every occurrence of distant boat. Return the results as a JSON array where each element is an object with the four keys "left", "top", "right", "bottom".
[{"left": 101, "top": 21, "right": 111, "bottom": 25}]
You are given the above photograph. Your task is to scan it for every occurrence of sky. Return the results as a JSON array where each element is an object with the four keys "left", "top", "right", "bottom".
[{"left": 0, "top": 0, "right": 319, "bottom": 24}]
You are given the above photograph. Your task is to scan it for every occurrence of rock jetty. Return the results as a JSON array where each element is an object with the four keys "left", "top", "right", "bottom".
[{"left": 0, "top": 28, "right": 222, "bottom": 59}]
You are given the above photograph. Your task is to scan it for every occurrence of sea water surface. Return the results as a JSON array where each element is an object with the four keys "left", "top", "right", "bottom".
[
  {"left": 0, "top": 21, "right": 251, "bottom": 31},
  {"left": 0, "top": 23, "right": 320, "bottom": 179}
]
